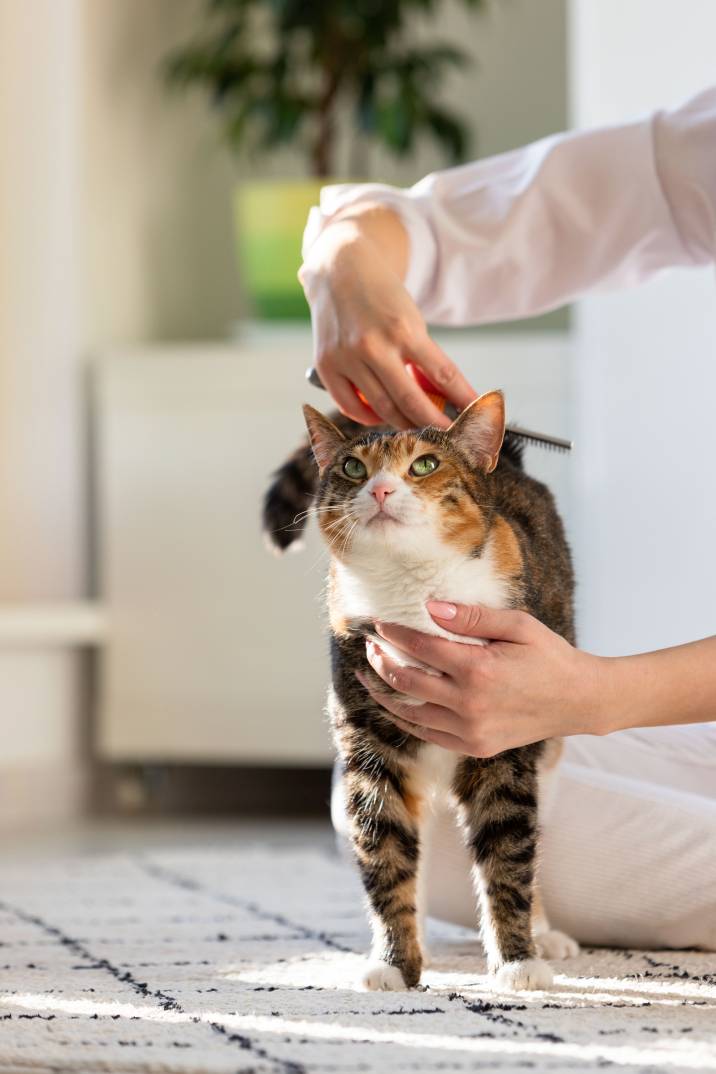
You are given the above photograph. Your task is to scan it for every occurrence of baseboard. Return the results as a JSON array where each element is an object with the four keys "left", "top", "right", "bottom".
[{"left": 92, "top": 763, "right": 334, "bottom": 818}]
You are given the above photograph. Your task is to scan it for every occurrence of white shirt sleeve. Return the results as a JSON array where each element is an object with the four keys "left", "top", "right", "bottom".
[{"left": 302, "top": 88, "right": 716, "bottom": 326}]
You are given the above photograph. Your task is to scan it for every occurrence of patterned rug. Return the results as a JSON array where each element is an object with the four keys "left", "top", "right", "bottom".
[{"left": 0, "top": 842, "right": 714, "bottom": 1073}]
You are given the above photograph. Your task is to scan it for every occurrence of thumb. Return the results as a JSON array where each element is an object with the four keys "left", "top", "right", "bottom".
[{"left": 426, "top": 601, "right": 534, "bottom": 643}]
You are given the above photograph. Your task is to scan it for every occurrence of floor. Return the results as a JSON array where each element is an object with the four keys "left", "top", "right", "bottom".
[
  {"left": 0, "top": 818, "right": 713, "bottom": 1073},
  {"left": 0, "top": 815, "right": 336, "bottom": 861}
]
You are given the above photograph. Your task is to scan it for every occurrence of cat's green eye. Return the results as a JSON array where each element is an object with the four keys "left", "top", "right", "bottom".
[
  {"left": 410, "top": 454, "right": 439, "bottom": 477},
  {"left": 343, "top": 456, "right": 367, "bottom": 480}
]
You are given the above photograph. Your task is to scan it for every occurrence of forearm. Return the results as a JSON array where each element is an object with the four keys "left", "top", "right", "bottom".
[
  {"left": 300, "top": 205, "right": 409, "bottom": 291},
  {"left": 303, "top": 88, "right": 716, "bottom": 325},
  {"left": 596, "top": 636, "right": 716, "bottom": 735}
]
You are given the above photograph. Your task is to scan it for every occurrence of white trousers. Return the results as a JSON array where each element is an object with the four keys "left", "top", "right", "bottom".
[{"left": 331, "top": 724, "right": 716, "bottom": 951}]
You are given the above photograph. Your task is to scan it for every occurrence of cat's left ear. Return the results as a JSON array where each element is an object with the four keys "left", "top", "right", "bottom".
[
  {"left": 446, "top": 391, "right": 505, "bottom": 473},
  {"left": 303, "top": 405, "right": 347, "bottom": 473}
]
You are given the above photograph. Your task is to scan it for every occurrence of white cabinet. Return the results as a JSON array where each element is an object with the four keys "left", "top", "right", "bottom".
[{"left": 95, "top": 328, "right": 570, "bottom": 764}]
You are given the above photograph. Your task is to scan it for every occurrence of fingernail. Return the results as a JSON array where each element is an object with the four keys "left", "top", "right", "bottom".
[
  {"left": 375, "top": 622, "right": 385, "bottom": 637},
  {"left": 427, "top": 600, "right": 457, "bottom": 620}
]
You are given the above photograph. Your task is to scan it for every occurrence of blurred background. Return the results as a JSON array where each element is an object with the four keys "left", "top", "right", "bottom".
[{"left": 0, "top": 0, "right": 713, "bottom": 840}]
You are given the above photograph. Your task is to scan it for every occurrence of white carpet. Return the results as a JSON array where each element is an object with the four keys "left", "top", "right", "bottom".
[{"left": 0, "top": 842, "right": 714, "bottom": 1073}]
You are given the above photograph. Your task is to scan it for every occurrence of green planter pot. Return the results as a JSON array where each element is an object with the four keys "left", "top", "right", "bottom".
[{"left": 234, "top": 179, "right": 339, "bottom": 321}]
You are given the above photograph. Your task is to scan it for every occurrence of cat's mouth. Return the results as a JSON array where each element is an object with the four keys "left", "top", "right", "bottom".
[{"left": 365, "top": 510, "right": 403, "bottom": 528}]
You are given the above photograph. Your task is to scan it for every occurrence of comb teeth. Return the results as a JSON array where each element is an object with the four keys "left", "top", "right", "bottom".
[{"left": 506, "top": 424, "right": 573, "bottom": 453}]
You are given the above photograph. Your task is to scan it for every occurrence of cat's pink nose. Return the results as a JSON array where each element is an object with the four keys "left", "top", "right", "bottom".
[{"left": 371, "top": 483, "right": 394, "bottom": 506}]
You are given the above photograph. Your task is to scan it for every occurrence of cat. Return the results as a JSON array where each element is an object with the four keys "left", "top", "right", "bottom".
[{"left": 263, "top": 391, "right": 579, "bottom": 992}]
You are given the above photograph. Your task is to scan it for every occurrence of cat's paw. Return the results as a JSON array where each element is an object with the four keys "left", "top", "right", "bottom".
[
  {"left": 493, "top": 958, "right": 553, "bottom": 992},
  {"left": 361, "top": 960, "right": 408, "bottom": 992},
  {"left": 534, "top": 929, "right": 580, "bottom": 960}
]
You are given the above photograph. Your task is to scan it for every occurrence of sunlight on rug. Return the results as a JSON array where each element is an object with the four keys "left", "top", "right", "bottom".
[{"left": 0, "top": 845, "right": 713, "bottom": 1073}]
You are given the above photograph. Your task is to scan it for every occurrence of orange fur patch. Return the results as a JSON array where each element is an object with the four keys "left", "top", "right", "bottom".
[
  {"left": 402, "top": 789, "right": 422, "bottom": 821},
  {"left": 490, "top": 515, "right": 523, "bottom": 578},
  {"left": 327, "top": 566, "right": 351, "bottom": 636},
  {"left": 329, "top": 608, "right": 350, "bottom": 636},
  {"left": 435, "top": 488, "right": 487, "bottom": 555}
]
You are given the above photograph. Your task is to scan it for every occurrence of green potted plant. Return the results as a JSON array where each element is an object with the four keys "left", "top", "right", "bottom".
[{"left": 165, "top": 0, "right": 484, "bottom": 319}]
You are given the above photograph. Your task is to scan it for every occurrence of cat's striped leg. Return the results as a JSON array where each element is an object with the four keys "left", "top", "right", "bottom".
[
  {"left": 455, "top": 753, "right": 553, "bottom": 992},
  {"left": 533, "top": 741, "right": 579, "bottom": 959},
  {"left": 343, "top": 749, "right": 424, "bottom": 991}
]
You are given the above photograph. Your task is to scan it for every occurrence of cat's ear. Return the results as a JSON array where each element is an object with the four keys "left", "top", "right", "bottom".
[
  {"left": 303, "top": 405, "right": 347, "bottom": 473},
  {"left": 447, "top": 391, "right": 505, "bottom": 473}
]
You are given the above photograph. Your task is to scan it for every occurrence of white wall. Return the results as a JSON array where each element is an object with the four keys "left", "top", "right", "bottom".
[
  {"left": 81, "top": 0, "right": 240, "bottom": 344},
  {"left": 569, "top": 0, "right": 716, "bottom": 655},
  {"left": 0, "top": 0, "right": 243, "bottom": 602},
  {"left": 0, "top": 0, "right": 240, "bottom": 820},
  {"left": 0, "top": 0, "right": 84, "bottom": 601}
]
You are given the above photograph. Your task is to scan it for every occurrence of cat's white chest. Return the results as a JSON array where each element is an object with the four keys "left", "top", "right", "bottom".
[{"left": 333, "top": 533, "right": 510, "bottom": 642}]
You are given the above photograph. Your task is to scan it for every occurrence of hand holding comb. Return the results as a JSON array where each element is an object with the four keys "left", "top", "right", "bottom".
[{"left": 305, "top": 364, "right": 572, "bottom": 454}]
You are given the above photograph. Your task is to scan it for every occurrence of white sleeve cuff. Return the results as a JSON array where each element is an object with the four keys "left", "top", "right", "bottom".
[{"left": 301, "top": 182, "right": 439, "bottom": 308}]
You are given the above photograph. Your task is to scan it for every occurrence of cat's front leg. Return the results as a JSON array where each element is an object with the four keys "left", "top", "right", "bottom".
[
  {"left": 343, "top": 748, "right": 425, "bottom": 991},
  {"left": 455, "top": 752, "right": 554, "bottom": 992}
]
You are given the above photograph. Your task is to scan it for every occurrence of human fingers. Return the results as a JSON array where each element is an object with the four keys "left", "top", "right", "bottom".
[
  {"left": 368, "top": 350, "right": 452, "bottom": 429},
  {"left": 316, "top": 363, "right": 383, "bottom": 425},
  {"left": 426, "top": 601, "right": 539, "bottom": 644},
  {"left": 373, "top": 621, "right": 478, "bottom": 677},
  {"left": 365, "top": 640, "right": 460, "bottom": 708},
  {"left": 356, "top": 671, "right": 465, "bottom": 751},
  {"left": 409, "top": 336, "right": 478, "bottom": 411},
  {"left": 348, "top": 359, "right": 415, "bottom": 430}
]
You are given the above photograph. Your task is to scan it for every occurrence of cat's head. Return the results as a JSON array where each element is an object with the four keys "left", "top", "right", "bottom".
[{"left": 304, "top": 391, "right": 505, "bottom": 562}]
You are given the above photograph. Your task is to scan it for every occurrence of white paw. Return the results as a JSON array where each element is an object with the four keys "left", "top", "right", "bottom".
[
  {"left": 534, "top": 928, "right": 580, "bottom": 960},
  {"left": 494, "top": 957, "right": 554, "bottom": 992},
  {"left": 361, "top": 960, "right": 408, "bottom": 992}
]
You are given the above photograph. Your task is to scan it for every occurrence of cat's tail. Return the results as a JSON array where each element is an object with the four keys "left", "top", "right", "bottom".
[
  {"left": 262, "top": 439, "right": 318, "bottom": 554},
  {"left": 262, "top": 411, "right": 363, "bottom": 554}
]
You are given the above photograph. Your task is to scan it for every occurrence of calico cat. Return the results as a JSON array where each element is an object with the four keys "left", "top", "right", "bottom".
[{"left": 263, "top": 391, "right": 579, "bottom": 992}]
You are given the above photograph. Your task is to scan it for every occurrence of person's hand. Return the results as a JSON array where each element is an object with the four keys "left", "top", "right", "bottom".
[
  {"left": 357, "top": 601, "right": 605, "bottom": 756},
  {"left": 299, "top": 210, "right": 477, "bottom": 429}
]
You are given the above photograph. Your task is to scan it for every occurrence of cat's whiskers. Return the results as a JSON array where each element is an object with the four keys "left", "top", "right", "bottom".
[
  {"left": 301, "top": 512, "right": 354, "bottom": 579},
  {"left": 326, "top": 522, "right": 356, "bottom": 549},
  {"left": 337, "top": 516, "right": 361, "bottom": 557},
  {"left": 323, "top": 511, "right": 355, "bottom": 532},
  {"left": 322, "top": 509, "right": 359, "bottom": 545},
  {"left": 273, "top": 503, "right": 345, "bottom": 538},
  {"left": 292, "top": 505, "right": 343, "bottom": 525}
]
